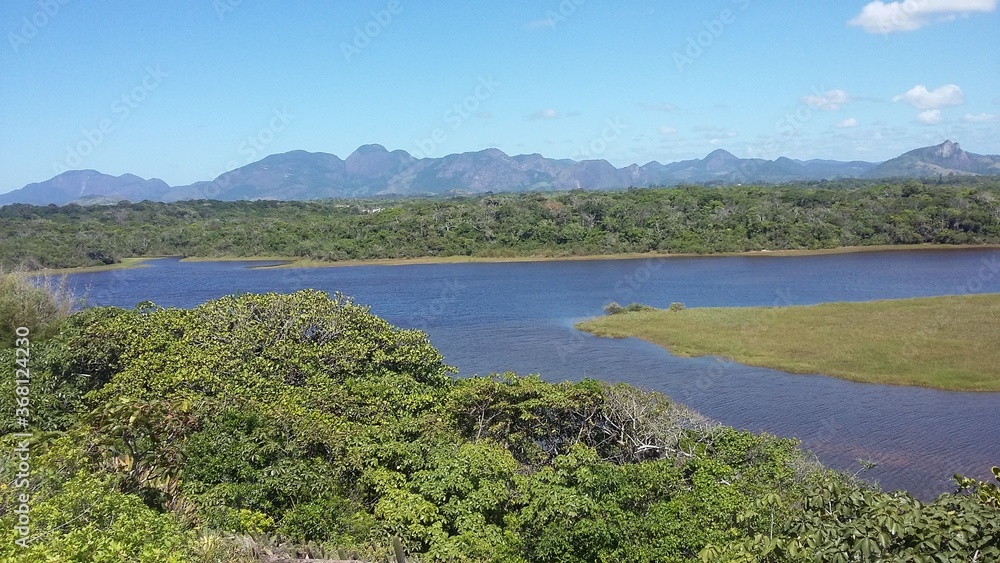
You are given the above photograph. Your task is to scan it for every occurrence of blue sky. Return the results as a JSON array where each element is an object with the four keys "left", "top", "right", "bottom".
[{"left": 2, "top": 0, "right": 999, "bottom": 193}]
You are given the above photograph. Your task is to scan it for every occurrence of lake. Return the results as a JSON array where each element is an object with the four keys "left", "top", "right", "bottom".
[{"left": 65, "top": 248, "right": 1000, "bottom": 499}]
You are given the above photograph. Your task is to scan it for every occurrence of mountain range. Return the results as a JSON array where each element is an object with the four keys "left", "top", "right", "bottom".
[{"left": 2, "top": 140, "right": 998, "bottom": 206}]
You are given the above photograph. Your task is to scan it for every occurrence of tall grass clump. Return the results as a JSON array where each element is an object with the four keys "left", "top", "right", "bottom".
[{"left": 0, "top": 267, "right": 79, "bottom": 345}]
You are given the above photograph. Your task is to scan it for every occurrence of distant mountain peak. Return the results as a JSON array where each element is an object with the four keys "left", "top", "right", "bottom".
[
  {"left": 5, "top": 141, "right": 997, "bottom": 206},
  {"left": 351, "top": 143, "right": 389, "bottom": 155},
  {"left": 478, "top": 147, "right": 508, "bottom": 159},
  {"left": 706, "top": 148, "right": 737, "bottom": 160},
  {"left": 0, "top": 170, "right": 170, "bottom": 206},
  {"left": 934, "top": 140, "right": 961, "bottom": 158},
  {"left": 865, "top": 139, "right": 997, "bottom": 179},
  {"left": 343, "top": 144, "right": 409, "bottom": 179}
]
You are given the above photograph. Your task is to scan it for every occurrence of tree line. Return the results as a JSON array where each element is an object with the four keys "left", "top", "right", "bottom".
[{"left": 2, "top": 177, "right": 999, "bottom": 270}]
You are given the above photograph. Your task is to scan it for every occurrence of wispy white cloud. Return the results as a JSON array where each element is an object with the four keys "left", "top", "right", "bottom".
[
  {"left": 836, "top": 117, "right": 859, "bottom": 128},
  {"left": 692, "top": 125, "right": 737, "bottom": 136},
  {"left": 527, "top": 108, "right": 561, "bottom": 120},
  {"left": 893, "top": 84, "right": 964, "bottom": 109},
  {"left": 658, "top": 126, "right": 678, "bottom": 135},
  {"left": 848, "top": 0, "right": 998, "bottom": 33},
  {"left": 917, "top": 109, "right": 942, "bottom": 124},
  {"left": 693, "top": 128, "right": 739, "bottom": 144},
  {"left": 802, "top": 89, "right": 855, "bottom": 111},
  {"left": 965, "top": 112, "right": 1000, "bottom": 123},
  {"left": 639, "top": 102, "right": 679, "bottom": 113}
]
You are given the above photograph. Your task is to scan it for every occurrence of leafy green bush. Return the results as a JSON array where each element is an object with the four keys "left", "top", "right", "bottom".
[
  {"left": 1, "top": 289, "right": 996, "bottom": 561},
  {"left": 604, "top": 301, "right": 657, "bottom": 315},
  {"left": 603, "top": 301, "right": 624, "bottom": 315},
  {"left": 955, "top": 466, "right": 1000, "bottom": 508},
  {"left": 0, "top": 436, "right": 194, "bottom": 562}
]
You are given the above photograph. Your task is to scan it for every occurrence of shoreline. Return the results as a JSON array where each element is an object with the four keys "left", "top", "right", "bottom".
[
  {"left": 35, "top": 243, "right": 1000, "bottom": 274},
  {"left": 34, "top": 256, "right": 163, "bottom": 275}
]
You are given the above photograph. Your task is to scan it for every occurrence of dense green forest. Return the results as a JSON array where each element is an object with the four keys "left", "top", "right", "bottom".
[
  {"left": 2, "top": 178, "right": 1000, "bottom": 270},
  {"left": 1, "top": 283, "right": 998, "bottom": 561}
]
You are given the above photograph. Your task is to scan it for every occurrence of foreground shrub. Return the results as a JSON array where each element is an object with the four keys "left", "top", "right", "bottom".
[
  {"left": 0, "top": 268, "right": 77, "bottom": 346},
  {"left": 0, "top": 436, "right": 194, "bottom": 562},
  {"left": 0, "top": 289, "right": 995, "bottom": 561}
]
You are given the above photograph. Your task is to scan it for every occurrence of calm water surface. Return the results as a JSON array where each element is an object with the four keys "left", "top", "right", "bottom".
[{"left": 67, "top": 249, "right": 1000, "bottom": 499}]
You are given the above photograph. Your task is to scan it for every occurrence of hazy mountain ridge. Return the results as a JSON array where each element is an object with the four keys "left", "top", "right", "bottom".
[
  {"left": 3, "top": 141, "right": 997, "bottom": 206},
  {"left": 865, "top": 140, "right": 1000, "bottom": 179},
  {"left": 1, "top": 170, "right": 171, "bottom": 206}
]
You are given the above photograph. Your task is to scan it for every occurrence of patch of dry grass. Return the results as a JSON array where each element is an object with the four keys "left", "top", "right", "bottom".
[{"left": 0, "top": 267, "right": 80, "bottom": 344}]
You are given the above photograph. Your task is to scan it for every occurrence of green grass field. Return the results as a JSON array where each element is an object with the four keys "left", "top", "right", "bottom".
[{"left": 576, "top": 293, "right": 1000, "bottom": 391}]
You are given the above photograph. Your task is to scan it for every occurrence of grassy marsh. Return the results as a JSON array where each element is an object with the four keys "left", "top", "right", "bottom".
[{"left": 577, "top": 293, "right": 1000, "bottom": 392}]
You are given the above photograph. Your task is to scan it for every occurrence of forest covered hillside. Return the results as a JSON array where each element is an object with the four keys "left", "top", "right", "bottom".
[{"left": 2, "top": 178, "right": 1000, "bottom": 271}]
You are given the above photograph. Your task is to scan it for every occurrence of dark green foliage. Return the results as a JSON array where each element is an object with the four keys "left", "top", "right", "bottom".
[
  {"left": 0, "top": 435, "right": 195, "bottom": 562},
  {"left": 604, "top": 301, "right": 658, "bottom": 315},
  {"left": 956, "top": 466, "right": 1000, "bottom": 507},
  {"left": 706, "top": 469, "right": 1000, "bottom": 561},
  {"left": 3, "top": 178, "right": 1000, "bottom": 270},
  {"left": 0, "top": 290, "right": 997, "bottom": 561}
]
